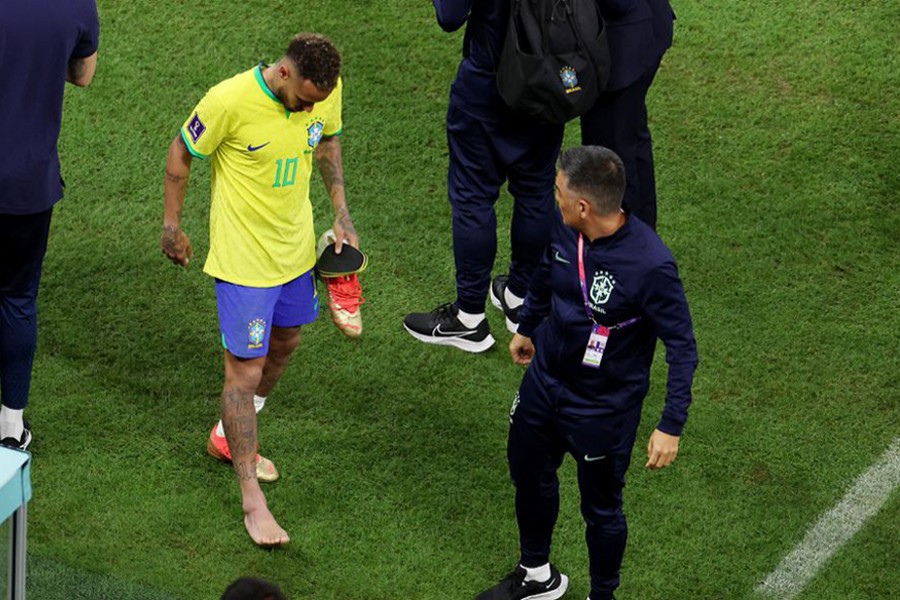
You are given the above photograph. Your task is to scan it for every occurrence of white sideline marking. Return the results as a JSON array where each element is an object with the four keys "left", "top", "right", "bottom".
[{"left": 756, "top": 436, "right": 900, "bottom": 599}]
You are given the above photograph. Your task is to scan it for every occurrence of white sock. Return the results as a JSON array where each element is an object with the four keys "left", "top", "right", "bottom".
[
  {"left": 521, "top": 563, "right": 551, "bottom": 583},
  {"left": 0, "top": 407, "right": 24, "bottom": 440},
  {"left": 253, "top": 394, "right": 267, "bottom": 412},
  {"left": 215, "top": 395, "right": 267, "bottom": 437},
  {"left": 456, "top": 308, "right": 484, "bottom": 329},
  {"left": 504, "top": 287, "right": 524, "bottom": 309}
]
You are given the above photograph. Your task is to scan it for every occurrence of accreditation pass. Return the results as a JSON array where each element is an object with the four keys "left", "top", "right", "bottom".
[{"left": 582, "top": 324, "right": 610, "bottom": 368}]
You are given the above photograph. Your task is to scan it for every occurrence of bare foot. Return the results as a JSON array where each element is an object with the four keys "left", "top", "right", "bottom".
[{"left": 244, "top": 505, "right": 290, "bottom": 548}]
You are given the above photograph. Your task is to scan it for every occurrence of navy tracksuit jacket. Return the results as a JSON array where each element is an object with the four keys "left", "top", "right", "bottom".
[{"left": 516, "top": 210, "right": 696, "bottom": 435}]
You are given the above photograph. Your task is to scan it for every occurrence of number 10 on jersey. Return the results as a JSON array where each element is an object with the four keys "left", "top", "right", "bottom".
[{"left": 273, "top": 157, "right": 299, "bottom": 188}]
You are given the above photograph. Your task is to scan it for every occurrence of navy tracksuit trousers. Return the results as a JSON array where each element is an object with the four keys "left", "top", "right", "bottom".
[
  {"left": 0, "top": 208, "right": 52, "bottom": 411},
  {"left": 447, "top": 104, "right": 564, "bottom": 314},
  {"left": 580, "top": 59, "right": 663, "bottom": 230},
  {"left": 509, "top": 364, "right": 642, "bottom": 600}
]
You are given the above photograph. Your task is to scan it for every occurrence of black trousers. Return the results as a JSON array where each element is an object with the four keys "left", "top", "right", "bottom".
[
  {"left": 0, "top": 208, "right": 53, "bottom": 410},
  {"left": 581, "top": 59, "right": 663, "bottom": 230},
  {"left": 446, "top": 104, "right": 564, "bottom": 313},
  {"left": 509, "top": 366, "right": 641, "bottom": 600}
]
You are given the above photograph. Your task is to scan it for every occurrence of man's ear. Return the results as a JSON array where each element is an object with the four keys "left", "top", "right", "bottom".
[{"left": 578, "top": 197, "right": 592, "bottom": 218}]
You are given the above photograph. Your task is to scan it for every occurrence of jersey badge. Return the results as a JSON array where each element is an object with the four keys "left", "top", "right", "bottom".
[
  {"left": 307, "top": 121, "right": 325, "bottom": 147},
  {"left": 187, "top": 114, "right": 206, "bottom": 143},
  {"left": 248, "top": 318, "right": 267, "bottom": 348},
  {"left": 590, "top": 270, "right": 616, "bottom": 306}
]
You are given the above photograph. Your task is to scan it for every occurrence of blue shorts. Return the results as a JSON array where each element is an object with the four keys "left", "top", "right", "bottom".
[{"left": 215, "top": 270, "right": 319, "bottom": 358}]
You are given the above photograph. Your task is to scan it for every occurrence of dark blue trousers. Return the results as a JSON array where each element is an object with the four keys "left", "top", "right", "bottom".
[
  {"left": 580, "top": 59, "right": 663, "bottom": 230},
  {"left": 0, "top": 208, "right": 52, "bottom": 410},
  {"left": 509, "top": 366, "right": 641, "bottom": 600},
  {"left": 446, "top": 104, "right": 564, "bottom": 313}
]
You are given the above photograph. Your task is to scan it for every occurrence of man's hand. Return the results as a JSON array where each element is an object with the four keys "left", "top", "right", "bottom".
[
  {"left": 162, "top": 134, "right": 193, "bottom": 266},
  {"left": 67, "top": 52, "right": 98, "bottom": 87},
  {"left": 332, "top": 205, "right": 358, "bottom": 254},
  {"left": 161, "top": 225, "right": 193, "bottom": 267},
  {"left": 645, "top": 429, "right": 680, "bottom": 470},
  {"left": 509, "top": 333, "right": 535, "bottom": 366}
]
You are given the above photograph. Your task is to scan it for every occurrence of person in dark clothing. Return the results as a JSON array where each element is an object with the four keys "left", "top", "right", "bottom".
[
  {"left": 0, "top": 0, "right": 100, "bottom": 449},
  {"left": 403, "top": 0, "right": 565, "bottom": 353},
  {"left": 475, "top": 146, "right": 698, "bottom": 600},
  {"left": 581, "top": 0, "right": 675, "bottom": 230},
  {"left": 221, "top": 577, "right": 286, "bottom": 600}
]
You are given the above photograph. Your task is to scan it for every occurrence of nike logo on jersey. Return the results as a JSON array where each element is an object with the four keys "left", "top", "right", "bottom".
[
  {"left": 554, "top": 251, "right": 571, "bottom": 264},
  {"left": 584, "top": 454, "right": 607, "bottom": 462},
  {"left": 247, "top": 142, "right": 271, "bottom": 152}
]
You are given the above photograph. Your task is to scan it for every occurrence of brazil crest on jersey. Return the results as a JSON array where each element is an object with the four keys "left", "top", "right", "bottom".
[{"left": 181, "top": 65, "right": 343, "bottom": 287}]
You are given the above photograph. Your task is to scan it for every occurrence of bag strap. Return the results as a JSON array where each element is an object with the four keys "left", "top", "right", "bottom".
[
  {"left": 563, "top": 0, "right": 601, "bottom": 77},
  {"left": 539, "top": 0, "right": 553, "bottom": 56}
]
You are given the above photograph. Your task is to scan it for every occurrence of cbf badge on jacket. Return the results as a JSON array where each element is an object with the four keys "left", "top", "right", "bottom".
[{"left": 582, "top": 324, "right": 610, "bottom": 368}]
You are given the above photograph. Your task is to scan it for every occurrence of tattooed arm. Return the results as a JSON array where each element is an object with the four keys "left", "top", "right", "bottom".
[
  {"left": 314, "top": 135, "right": 358, "bottom": 252},
  {"left": 66, "top": 52, "right": 98, "bottom": 87},
  {"left": 161, "top": 134, "right": 194, "bottom": 267}
]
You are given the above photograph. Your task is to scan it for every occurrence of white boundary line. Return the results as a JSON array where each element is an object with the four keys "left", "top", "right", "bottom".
[{"left": 756, "top": 436, "right": 900, "bottom": 599}]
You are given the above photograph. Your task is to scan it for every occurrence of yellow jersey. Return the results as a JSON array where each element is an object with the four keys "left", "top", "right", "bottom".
[{"left": 181, "top": 65, "right": 342, "bottom": 287}]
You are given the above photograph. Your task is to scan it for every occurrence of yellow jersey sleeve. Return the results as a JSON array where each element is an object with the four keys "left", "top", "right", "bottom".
[
  {"left": 322, "top": 78, "right": 343, "bottom": 137},
  {"left": 180, "top": 91, "right": 230, "bottom": 159}
]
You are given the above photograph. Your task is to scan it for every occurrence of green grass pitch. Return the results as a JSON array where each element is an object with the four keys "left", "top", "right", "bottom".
[{"left": 26, "top": 0, "right": 900, "bottom": 598}]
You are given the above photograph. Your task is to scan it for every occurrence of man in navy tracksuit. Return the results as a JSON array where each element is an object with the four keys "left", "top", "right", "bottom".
[
  {"left": 475, "top": 146, "right": 697, "bottom": 600},
  {"left": 0, "top": 0, "right": 99, "bottom": 449},
  {"left": 582, "top": 0, "right": 675, "bottom": 230},
  {"left": 403, "top": 0, "right": 564, "bottom": 353}
]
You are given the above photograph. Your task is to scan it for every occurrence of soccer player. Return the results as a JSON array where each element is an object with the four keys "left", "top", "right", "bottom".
[
  {"left": 0, "top": 0, "right": 99, "bottom": 449},
  {"left": 474, "top": 146, "right": 698, "bottom": 600},
  {"left": 160, "top": 34, "right": 360, "bottom": 547}
]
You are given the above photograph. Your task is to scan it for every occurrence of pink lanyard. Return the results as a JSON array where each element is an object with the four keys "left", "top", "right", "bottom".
[{"left": 577, "top": 233, "right": 597, "bottom": 325}]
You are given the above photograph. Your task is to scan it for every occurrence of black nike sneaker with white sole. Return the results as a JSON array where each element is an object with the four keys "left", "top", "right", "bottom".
[
  {"left": 489, "top": 275, "right": 520, "bottom": 334},
  {"left": 474, "top": 564, "right": 568, "bottom": 600},
  {"left": 0, "top": 419, "right": 32, "bottom": 451},
  {"left": 403, "top": 302, "right": 495, "bottom": 353}
]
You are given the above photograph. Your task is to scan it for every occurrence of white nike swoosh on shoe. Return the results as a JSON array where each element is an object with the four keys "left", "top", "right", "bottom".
[
  {"left": 433, "top": 324, "right": 472, "bottom": 338},
  {"left": 554, "top": 251, "right": 571, "bottom": 264},
  {"left": 584, "top": 454, "right": 607, "bottom": 462}
]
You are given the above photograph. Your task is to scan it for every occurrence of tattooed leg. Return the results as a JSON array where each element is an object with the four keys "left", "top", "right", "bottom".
[{"left": 222, "top": 351, "right": 289, "bottom": 547}]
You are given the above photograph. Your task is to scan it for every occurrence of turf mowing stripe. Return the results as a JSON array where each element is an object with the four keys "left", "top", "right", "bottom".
[{"left": 756, "top": 436, "right": 900, "bottom": 599}]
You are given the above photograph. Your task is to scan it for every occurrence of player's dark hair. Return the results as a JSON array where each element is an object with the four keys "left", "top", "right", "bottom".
[
  {"left": 220, "top": 577, "right": 287, "bottom": 600},
  {"left": 558, "top": 146, "right": 626, "bottom": 215},
  {"left": 285, "top": 33, "right": 341, "bottom": 90}
]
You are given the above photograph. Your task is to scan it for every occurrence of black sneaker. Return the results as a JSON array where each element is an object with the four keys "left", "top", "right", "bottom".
[
  {"left": 403, "top": 302, "right": 495, "bottom": 353},
  {"left": 490, "top": 275, "right": 521, "bottom": 334},
  {"left": 0, "top": 419, "right": 32, "bottom": 450},
  {"left": 474, "top": 564, "right": 568, "bottom": 600}
]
